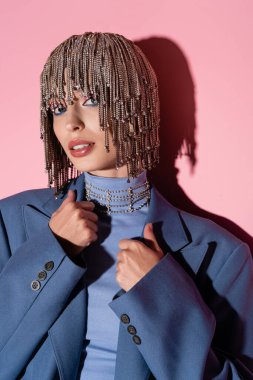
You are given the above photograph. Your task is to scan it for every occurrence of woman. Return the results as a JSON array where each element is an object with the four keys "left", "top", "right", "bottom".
[{"left": 0, "top": 32, "right": 252, "bottom": 380}]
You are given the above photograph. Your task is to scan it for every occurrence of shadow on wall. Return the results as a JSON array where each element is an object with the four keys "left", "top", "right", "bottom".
[{"left": 135, "top": 36, "right": 253, "bottom": 254}]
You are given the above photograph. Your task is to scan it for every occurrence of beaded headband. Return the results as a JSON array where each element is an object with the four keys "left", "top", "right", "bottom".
[{"left": 40, "top": 32, "right": 160, "bottom": 196}]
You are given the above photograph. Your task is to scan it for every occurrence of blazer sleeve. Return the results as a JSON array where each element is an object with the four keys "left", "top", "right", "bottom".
[
  {"left": 0, "top": 206, "right": 86, "bottom": 376},
  {"left": 109, "top": 242, "right": 253, "bottom": 379}
]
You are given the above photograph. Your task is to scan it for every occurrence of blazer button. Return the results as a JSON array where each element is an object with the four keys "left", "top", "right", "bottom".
[
  {"left": 44, "top": 261, "right": 54, "bottom": 271},
  {"left": 37, "top": 270, "right": 47, "bottom": 281},
  {"left": 127, "top": 325, "right": 137, "bottom": 335},
  {"left": 31, "top": 280, "right": 41, "bottom": 291},
  {"left": 120, "top": 314, "right": 130, "bottom": 324},
  {"left": 132, "top": 335, "right": 141, "bottom": 345}
]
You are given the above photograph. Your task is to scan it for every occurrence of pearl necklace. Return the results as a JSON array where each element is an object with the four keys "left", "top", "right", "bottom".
[{"left": 84, "top": 179, "right": 151, "bottom": 214}]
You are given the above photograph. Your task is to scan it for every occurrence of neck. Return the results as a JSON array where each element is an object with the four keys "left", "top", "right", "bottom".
[
  {"left": 83, "top": 170, "right": 150, "bottom": 214},
  {"left": 88, "top": 164, "right": 129, "bottom": 178}
]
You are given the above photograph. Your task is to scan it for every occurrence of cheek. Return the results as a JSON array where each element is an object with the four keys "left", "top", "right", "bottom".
[
  {"left": 53, "top": 123, "right": 65, "bottom": 147},
  {"left": 86, "top": 108, "right": 100, "bottom": 124},
  {"left": 105, "top": 143, "right": 117, "bottom": 164}
]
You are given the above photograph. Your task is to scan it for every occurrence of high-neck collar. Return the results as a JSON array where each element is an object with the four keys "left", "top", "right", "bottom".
[{"left": 83, "top": 170, "right": 150, "bottom": 214}]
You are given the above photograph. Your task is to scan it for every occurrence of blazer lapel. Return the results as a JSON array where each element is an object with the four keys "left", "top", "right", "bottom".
[
  {"left": 22, "top": 173, "right": 86, "bottom": 238},
  {"left": 42, "top": 173, "right": 86, "bottom": 217},
  {"left": 143, "top": 186, "right": 189, "bottom": 252},
  {"left": 147, "top": 186, "right": 210, "bottom": 274}
]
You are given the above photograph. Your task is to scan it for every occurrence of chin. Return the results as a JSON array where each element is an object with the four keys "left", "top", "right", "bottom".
[
  {"left": 71, "top": 162, "right": 113, "bottom": 174},
  {"left": 67, "top": 157, "right": 95, "bottom": 171}
]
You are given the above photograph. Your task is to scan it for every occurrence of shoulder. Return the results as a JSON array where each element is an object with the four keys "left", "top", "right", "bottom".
[
  {"left": 178, "top": 207, "right": 251, "bottom": 267},
  {"left": 155, "top": 187, "right": 249, "bottom": 255},
  {"left": 181, "top": 208, "right": 242, "bottom": 246},
  {"left": 0, "top": 187, "right": 54, "bottom": 212}
]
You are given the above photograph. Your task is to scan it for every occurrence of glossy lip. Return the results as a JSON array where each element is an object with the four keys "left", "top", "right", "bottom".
[
  {"left": 68, "top": 139, "right": 94, "bottom": 150},
  {"left": 70, "top": 144, "right": 94, "bottom": 158}
]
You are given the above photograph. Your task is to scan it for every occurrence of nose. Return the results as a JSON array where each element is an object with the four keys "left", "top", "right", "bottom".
[{"left": 65, "top": 110, "right": 85, "bottom": 132}]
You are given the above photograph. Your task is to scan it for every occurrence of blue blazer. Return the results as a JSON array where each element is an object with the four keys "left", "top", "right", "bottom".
[{"left": 0, "top": 173, "right": 252, "bottom": 380}]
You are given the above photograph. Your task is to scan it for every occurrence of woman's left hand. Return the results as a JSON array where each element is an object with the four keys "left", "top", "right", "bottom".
[{"left": 116, "top": 223, "right": 164, "bottom": 291}]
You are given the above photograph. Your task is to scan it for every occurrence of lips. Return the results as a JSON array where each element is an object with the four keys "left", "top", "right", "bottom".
[
  {"left": 68, "top": 139, "right": 95, "bottom": 158},
  {"left": 68, "top": 139, "right": 94, "bottom": 150}
]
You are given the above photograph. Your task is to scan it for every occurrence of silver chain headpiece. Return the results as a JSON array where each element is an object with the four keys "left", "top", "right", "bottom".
[{"left": 40, "top": 32, "right": 160, "bottom": 197}]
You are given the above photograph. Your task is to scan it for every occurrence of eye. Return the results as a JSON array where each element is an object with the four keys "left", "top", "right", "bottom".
[
  {"left": 52, "top": 104, "right": 67, "bottom": 116},
  {"left": 82, "top": 97, "right": 99, "bottom": 107}
]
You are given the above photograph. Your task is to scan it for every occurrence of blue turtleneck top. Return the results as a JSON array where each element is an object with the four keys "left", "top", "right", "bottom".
[{"left": 80, "top": 170, "right": 149, "bottom": 379}]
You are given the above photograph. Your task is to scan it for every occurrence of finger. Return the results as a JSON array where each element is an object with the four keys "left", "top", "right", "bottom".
[
  {"left": 117, "top": 250, "right": 124, "bottom": 262},
  {"left": 117, "top": 249, "right": 131, "bottom": 262},
  {"left": 143, "top": 223, "right": 162, "bottom": 253},
  {"left": 90, "top": 230, "right": 98, "bottom": 242},
  {"left": 85, "top": 230, "right": 98, "bottom": 245},
  {"left": 80, "top": 209, "right": 98, "bottom": 223},
  {"left": 64, "top": 189, "right": 76, "bottom": 203},
  {"left": 82, "top": 219, "right": 98, "bottom": 233},
  {"left": 54, "top": 190, "right": 76, "bottom": 214},
  {"left": 116, "top": 261, "right": 123, "bottom": 273},
  {"left": 118, "top": 239, "right": 133, "bottom": 250},
  {"left": 76, "top": 201, "right": 95, "bottom": 211}
]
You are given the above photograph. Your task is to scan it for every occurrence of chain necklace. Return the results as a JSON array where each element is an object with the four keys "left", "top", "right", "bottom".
[{"left": 84, "top": 179, "right": 151, "bottom": 214}]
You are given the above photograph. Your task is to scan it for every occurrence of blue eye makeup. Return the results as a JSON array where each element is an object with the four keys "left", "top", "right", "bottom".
[
  {"left": 82, "top": 97, "right": 99, "bottom": 107},
  {"left": 52, "top": 105, "right": 67, "bottom": 116},
  {"left": 49, "top": 96, "right": 99, "bottom": 116}
]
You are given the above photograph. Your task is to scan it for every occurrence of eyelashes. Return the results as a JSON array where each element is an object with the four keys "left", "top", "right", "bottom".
[
  {"left": 49, "top": 96, "right": 99, "bottom": 116},
  {"left": 84, "top": 97, "right": 99, "bottom": 107},
  {"left": 52, "top": 104, "right": 66, "bottom": 116}
]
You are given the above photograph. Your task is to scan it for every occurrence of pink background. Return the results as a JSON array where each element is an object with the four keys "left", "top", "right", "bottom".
[{"left": 0, "top": 1, "right": 252, "bottom": 248}]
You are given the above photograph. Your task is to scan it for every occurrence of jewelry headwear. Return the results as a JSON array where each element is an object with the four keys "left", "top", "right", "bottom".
[{"left": 40, "top": 32, "right": 160, "bottom": 196}]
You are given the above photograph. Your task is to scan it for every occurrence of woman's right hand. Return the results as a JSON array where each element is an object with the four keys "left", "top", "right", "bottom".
[{"left": 48, "top": 189, "right": 98, "bottom": 257}]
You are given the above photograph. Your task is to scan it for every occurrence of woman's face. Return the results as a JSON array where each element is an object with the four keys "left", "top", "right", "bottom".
[{"left": 51, "top": 91, "right": 128, "bottom": 177}]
